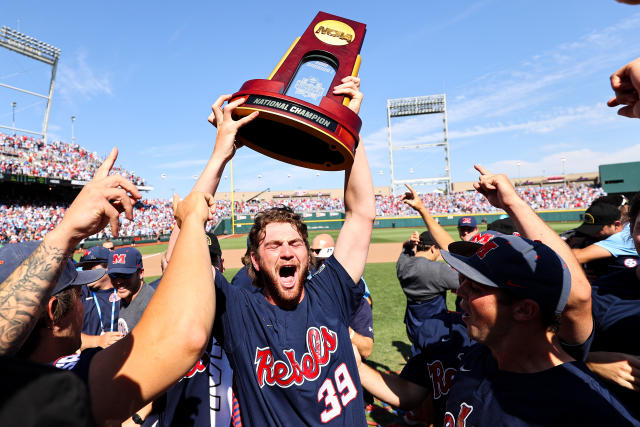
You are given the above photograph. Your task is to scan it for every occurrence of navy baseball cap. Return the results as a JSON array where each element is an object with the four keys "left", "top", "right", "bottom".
[
  {"left": 77, "top": 246, "right": 111, "bottom": 267},
  {"left": 419, "top": 231, "right": 437, "bottom": 247},
  {"left": 441, "top": 235, "right": 571, "bottom": 315},
  {"left": 0, "top": 242, "right": 105, "bottom": 296},
  {"left": 108, "top": 247, "right": 142, "bottom": 275},
  {"left": 458, "top": 216, "right": 477, "bottom": 228}
]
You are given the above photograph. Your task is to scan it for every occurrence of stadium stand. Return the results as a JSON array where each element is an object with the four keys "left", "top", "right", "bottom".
[{"left": 0, "top": 132, "right": 607, "bottom": 242}]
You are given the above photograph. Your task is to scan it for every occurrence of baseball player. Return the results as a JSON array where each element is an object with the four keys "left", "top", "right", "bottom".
[
  {"left": 170, "top": 76, "right": 373, "bottom": 426},
  {"left": 396, "top": 230, "right": 458, "bottom": 353},
  {"left": 108, "top": 247, "right": 153, "bottom": 335},
  {"left": 77, "top": 246, "right": 123, "bottom": 350},
  {"left": 355, "top": 166, "right": 638, "bottom": 425},
  {"left": 457, "top": 215, "right": 479, "bottom": 241}
]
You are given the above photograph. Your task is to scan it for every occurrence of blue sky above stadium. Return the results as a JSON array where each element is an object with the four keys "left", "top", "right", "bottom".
[{"left": 0, "top": 1, "right": 639, "bottom": 199}]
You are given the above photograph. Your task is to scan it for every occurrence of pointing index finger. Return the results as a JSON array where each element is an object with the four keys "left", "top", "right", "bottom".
[
  {"left": 474, "top": 164, "right": 490, "bottom": 176},
  {"left": 94, "top": 147, "right": 118, "bottom": 180}
]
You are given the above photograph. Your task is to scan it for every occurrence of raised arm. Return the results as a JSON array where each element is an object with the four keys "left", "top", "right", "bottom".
[
  {"left": 0, "top": 148, "right": 140, "bottom": 356},
  {"left": 333, "top": 77, "right": 376, "bottom": 283},
  {"left": 401, "top": 184, "right": 455, "bottom": 250},
  {"left": 473, "top": 165, "right": 592, "bottom": 345},
  {"left": 165, "top": 95, "right": 259, "bottom": 261},
  {"left": 89, "top": 191, "right": 216, "bottom": 424}
]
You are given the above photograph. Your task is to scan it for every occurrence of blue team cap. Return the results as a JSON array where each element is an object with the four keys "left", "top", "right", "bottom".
[
  {"left": 441, "top": 235, "right": 571, "bottom": 315},
  {"left": 107, "top": 247, "right": 143, "bottom": 275},
  {"left": 457, "top": 216, "right": 477, "bottom": 228},
  {"left": 0, "top": 241, "right": 105, "bottom": 296},
  {"left": 77, "top": 246, "right": 111, "bottom": 267}
]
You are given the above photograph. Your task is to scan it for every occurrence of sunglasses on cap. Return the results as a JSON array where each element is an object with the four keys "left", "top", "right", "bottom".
[
  {"left": 311, "top": 248, "right": 322, "bottom": 254},
  {"left": 108, "top": 272, "right": 135, "bottom": 280}
]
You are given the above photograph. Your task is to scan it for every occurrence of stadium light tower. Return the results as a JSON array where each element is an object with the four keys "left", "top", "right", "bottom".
[
  {"left": 386, "top": 94, "right": 451, "bottom": 194},
  {"left": 71, "top": 115, "right": 76, "bottom": 144},
  {"left": 11, "top": 101, "right": 16, "bottom": 129},
  {"left": 0, "top": 26, "right": 60, "bottom": 143}
]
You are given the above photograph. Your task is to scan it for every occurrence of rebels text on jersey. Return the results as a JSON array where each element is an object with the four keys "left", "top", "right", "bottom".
[{"left": 213, "top": 255, "right": 366, "bottom": 426}]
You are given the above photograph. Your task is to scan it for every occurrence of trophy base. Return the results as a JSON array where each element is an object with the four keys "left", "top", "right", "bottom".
[{"left": 230, "top": 80, "right": 361, "bottom": 171}]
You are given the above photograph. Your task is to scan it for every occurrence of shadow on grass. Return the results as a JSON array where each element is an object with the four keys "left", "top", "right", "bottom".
[{"left": 392, "top": 340, "right": 412, "bottom": 365}]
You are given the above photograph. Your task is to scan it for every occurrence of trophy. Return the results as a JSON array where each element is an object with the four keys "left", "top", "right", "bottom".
[{"left": 230, "top": 12, "right": 366, "bottom": 170}]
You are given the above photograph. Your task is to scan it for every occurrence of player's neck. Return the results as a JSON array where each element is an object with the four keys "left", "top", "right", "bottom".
[
  {"left": 28, "top": 334, "right": 78, "bottom": 364},
  {"left": 489, "top": 328, "right": 573, "bottom": 373}
]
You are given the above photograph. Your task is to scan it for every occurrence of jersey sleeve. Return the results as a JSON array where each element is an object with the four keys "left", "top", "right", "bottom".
[
  {"left": 350, "top": 298, "right": 373, "bottom": 339},
  {"left": 308, "top": 255, "right": 364, "bottom": 326}
]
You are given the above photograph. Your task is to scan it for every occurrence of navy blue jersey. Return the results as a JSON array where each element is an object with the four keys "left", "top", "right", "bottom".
[
  {"left": 213, "top": 255, "right": 365, "bottom": 426},
  {"left": 350, "top": 298, "right": 373, "bottom": 340},
  {"left": 400, "top": 312, "right": 473, "bottom": 421},
  {"left": 591, "top": 268, "right": 640, "bottom": 355},
  {"left": 150, "top": 336, "right": 233, "bottom": 427},
  {"left": 405, "top": 296, "right": 448, "bottom": 347},
  {"left": 51, "top": 348, "right": 100, "bottom": 384},
  {"left": 230, "top": 265, "right": 257, "bottom": 290},
  {"left": 443, "top": 345, "right": 639, "bottom": 426},
  {"left": 81, "top": 286, "right": 120, "bottom": 336}
]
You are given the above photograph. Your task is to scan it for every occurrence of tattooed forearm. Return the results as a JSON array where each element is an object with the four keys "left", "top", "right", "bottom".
[{"left": 0, "top": 241, "right": 70, "bottom": 356}]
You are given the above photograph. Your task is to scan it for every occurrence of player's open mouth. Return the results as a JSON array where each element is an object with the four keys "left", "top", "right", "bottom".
[{"left": 278, "top": 265, "right": 297, "bottom": 288}]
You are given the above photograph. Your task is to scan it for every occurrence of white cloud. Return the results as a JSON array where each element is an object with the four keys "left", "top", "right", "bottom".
[{"left": 57, "top": 51, "right": 112, "bottom": 101}]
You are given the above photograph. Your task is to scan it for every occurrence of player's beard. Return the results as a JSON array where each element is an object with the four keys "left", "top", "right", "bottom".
[{"left": 258, "top": 260, "right": 309, "bottom": 310}]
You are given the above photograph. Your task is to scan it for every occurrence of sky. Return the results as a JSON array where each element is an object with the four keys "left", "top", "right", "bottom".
[{"left": 0, "top": 0, "right": 639, "bottom": 199}]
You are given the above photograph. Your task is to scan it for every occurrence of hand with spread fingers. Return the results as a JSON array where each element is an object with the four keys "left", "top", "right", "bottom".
[
  {"left": 207, "top": 95, "right": 260, "bottom": 162},
  {"left": 56, "top": 147, "right": 142, "bottom": 243},
  {"left": 172, "top": 192, "right": 215, "bottom": 229},
  {"left": 400, "top": 184, "right": 426, "bottom": 212},
  {"left": 472, "top": 164, "right": 521, "bottom": 211},
  {"left": 333, "top": 76, "right": 363, "bottom": 114},
  {"left": 608, "top": 57, "right": 640, "bottom": 119}
]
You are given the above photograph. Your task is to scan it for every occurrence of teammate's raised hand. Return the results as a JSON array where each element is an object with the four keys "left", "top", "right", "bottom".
[
  {"left": 172, "top": 191, "right": 215, "bottom": 229},
  {"left": 333, "top": 76, "right": 363, "bottom": 115},
  {"left": 208, "top": 95, "right": 259, "bottom": 162},
  {"left": 56, "top": 147, "right": 142, "bottom": 241},
  {"left": 473, "top": 165, "right": 521, "bottom": 211},
  {"left": 400, "top": 184, "right": 426, "bottom": 212},
  {"left": 607, "top": 57, "right": 640, "bottom": 119}
]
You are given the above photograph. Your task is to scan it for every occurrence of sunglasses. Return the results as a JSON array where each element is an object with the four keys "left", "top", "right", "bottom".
[
  {"left": 311, "top": 248, "right": 322, "bottom": 254},
  {"left": 108, "top": 272, "right": 135, "bottom": 280}
]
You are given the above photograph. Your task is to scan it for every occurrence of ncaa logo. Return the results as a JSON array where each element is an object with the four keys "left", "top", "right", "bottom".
[{"left": 624, "top": 258, "right": 638, "bottom": 268}]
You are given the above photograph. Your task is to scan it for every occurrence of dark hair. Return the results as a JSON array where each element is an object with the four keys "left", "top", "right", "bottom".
[
  {"left": 498, "top": 291, "right": 561, "bottom": 334},
  {"left": 629, "top": 192, "right": 640, "bottom": 236},
  {"left": 246, "top": 207, "right": 310, "bottom": 282},
  {"left": 16, "top": 287, "right": 78, "bottom": 359},
  {"left": 416, "top": 241, "right": 434, "bottom": 252}
]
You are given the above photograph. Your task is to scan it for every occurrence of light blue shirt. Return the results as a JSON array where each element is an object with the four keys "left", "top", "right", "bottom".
[{"left": 594, "top": 223, "right": 637, "bottom": 257}]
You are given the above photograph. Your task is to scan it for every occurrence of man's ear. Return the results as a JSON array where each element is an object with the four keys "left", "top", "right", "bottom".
[
  {"left": 512, "top": 299, "right": 539, "bottom": 322},
  {"left": 251, "top": 252, "right": 260, "bottom": 272},
  {"left": 47, "top": 297, "right": 58, "bottom": 327},
  {"left": 614, "top": 220, "right": 623, "bottom": 232}
]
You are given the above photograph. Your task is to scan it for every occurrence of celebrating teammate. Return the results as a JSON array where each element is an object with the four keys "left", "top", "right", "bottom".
[
  {"left": 0, "top": 148, "right": 220, "bottom": 425},
  {"left": 355, "top": 165, "right": 639, "bottom": 425},
  {"left": 170, "top": 76, "right": 374, "bottom": 426}
]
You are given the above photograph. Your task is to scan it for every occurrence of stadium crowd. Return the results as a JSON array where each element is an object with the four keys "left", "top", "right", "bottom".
[
  {"left": 0, "top": 183, "right": 606, "bottom": 242},
  {"left": 1, "top": 50, "right": 640, "bottom": 427},
  {"left": 0, "top": 133, "right": 146, "bottom": 185}
]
